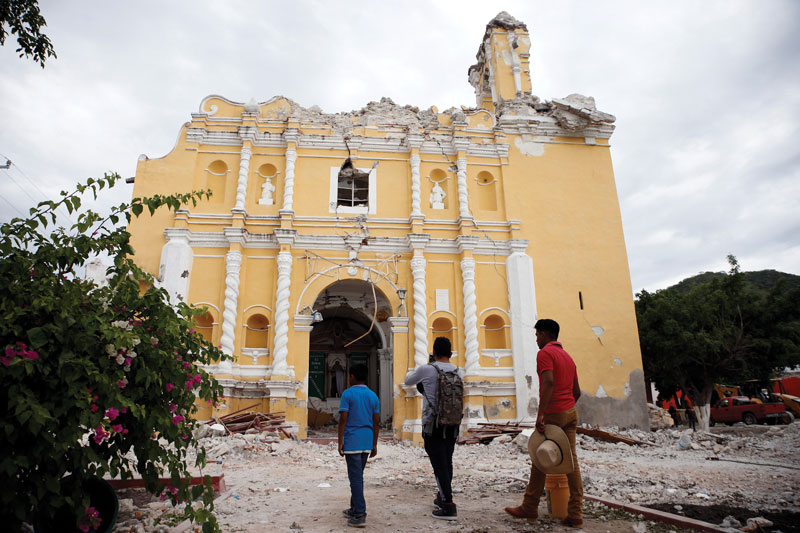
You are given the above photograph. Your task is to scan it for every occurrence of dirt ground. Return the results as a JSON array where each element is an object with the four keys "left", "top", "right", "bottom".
[{"left": 111, "top": 421, "right": 800, "bottom": 532}]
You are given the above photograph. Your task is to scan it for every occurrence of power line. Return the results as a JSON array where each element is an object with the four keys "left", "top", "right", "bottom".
[
  {"left": 0, "top": 154, "right": 76, "bottom": 226},
  {"left": 0, "top": 192, "right": 27, "bottom": 219}
]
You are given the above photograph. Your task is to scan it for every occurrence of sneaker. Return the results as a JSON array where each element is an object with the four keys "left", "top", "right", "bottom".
[
  {"left": 343, "top": 508, "right": 355, "bottom": 518},
  {"left": 433, "top": 493, "right": 443, "bottom": 509},
  {"left": 432, "top": 502, "right": 457, "bottom": 520},
  {"left": 347, "top": 515, "right": 366, "bottom": 528}
]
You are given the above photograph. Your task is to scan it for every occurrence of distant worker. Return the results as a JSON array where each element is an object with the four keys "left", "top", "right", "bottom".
[
  {"left": 681, "top": 395, "right": 696, "bottom": 431},
  {"left": 338, "top": 364, "right": 380, "bottom": 528},
  {"left": 405, "top": 337, "right": 464, "bottom": 520},
  {"left": 505, "top": 319, "right": 584, "bottom": 528}
]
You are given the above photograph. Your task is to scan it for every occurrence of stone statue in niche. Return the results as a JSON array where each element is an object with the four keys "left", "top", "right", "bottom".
[
  {"left": 430, "top": 182, "right": 446, "bottom": 209},
  {"left": 258, "top": 176, "right": 275, "bottom": 205}
]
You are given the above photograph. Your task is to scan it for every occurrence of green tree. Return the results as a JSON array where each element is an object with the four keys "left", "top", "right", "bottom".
[
  {"left": 636, "top": 256, "right": 800, "bottom": 431},
  {"left": 0, "top": 174, "right": 228, "bottom": 532},
  {"left": 0, "top": 0, "right": 55, "bottom": 66}
]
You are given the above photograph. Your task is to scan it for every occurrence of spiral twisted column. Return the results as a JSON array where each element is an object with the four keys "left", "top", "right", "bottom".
[
  {"left": 271, "top": 251, "right": 293, "bottom": 376},
  {"left": 461, "top": 257, "right": 480, "bottom": 375},
  {"left": 219, "top": 251, "right": 242, "bottom": 372},
  {"left": 409, "top": 154, "right": 422, "bottom": 217},
  {"left": 234, "top": 146, "right": 252, "bottom": 211},
  {"left": 410, "top": 255, "right": 429, "bottom": 368},
  {"left": 456, "top": 157, "right": 470, "bottom": 218},
  {"left": 281, "top": 149, "right": 297, "bottom": 212}
]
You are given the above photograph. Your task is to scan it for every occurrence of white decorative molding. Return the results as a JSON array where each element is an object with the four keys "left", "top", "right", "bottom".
[
  {"left": 240, "top": 347, "right": 269, "bottom": 365},
  {"left": 461, "top": 257, "right": 480, "bottom": 376},
  {"left": 410, "top": 255, "right": 428, "bottom": 368},
  {"left": 409, "top": 153, "right": 422, "bottom": 217},
  {"left": 456, "top": 157, "right": 470, "bottom": 219},
  {"left": 470, "top": 367, "right": 515, "bottom": 379},
  {"left": 234, "top": 146, "right": 252, "bottom": 211},
  {"left": 271, "top": 251, "right": 293, "bottom": 376},
  {"left": 218, "top": 251, "right": 242, "bottom": 373},
  {"left": 388, "top": 316, "right": 409, "bottom": 333},
  {"left": 482, "top": 348, "right": 513, "bottom": 367},
  {"left": 293, "top": 314, "right": 314, "bottom": 331},
  {"left": 281, "top": 148, "right": 297, "bottom": 212},
  {"left": 435, "top": 289, "right": 450, "bottom": 312}
]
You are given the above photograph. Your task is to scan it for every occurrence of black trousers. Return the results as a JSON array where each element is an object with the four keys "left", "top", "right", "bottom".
[{"left": 423, "top": 425, "right": 458, "bottom": 503}]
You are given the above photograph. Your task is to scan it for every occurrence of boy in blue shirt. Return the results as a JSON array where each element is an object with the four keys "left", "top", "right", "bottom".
[{"left": 338, "top": 363, "right": 380, "bottom": 528}]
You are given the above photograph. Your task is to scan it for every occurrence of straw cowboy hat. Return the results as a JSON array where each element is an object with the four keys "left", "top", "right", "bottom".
[{"left": 528, "top": 425, "right": 575, "bottom": 474}]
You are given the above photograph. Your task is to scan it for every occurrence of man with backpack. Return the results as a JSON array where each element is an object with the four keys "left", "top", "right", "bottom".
[{"left": 404, "top": 337, "right": 464, "bottom": 520}]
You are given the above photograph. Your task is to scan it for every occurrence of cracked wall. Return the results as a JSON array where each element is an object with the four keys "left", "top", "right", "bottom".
[{"left": 576, "top": 369, "right": 650, "bottom": 430}]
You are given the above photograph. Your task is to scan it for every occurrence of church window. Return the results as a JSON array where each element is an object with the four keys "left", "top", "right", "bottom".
[{"left": 329, "top": 159, "right": 377, "bottom": 214}]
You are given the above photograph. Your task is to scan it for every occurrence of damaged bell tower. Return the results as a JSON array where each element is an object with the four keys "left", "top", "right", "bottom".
[{"left": 126, "top": 11, "right": 649, "bottom": 441}]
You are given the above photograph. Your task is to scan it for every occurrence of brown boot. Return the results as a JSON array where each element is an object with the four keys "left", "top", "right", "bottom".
[
  {"left": 504, "top": 506, "right": 538, "bottom": 520},
  {"left": 561, "top": 516, "right": 583, "bottom": 529}
]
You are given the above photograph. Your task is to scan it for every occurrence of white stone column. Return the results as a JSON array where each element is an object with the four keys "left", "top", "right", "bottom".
[
  {"left": 233, "top": 146, "right": 252, "bottom": 211},
  {"left": 281, "top": 149, "right": 297, "bottom": 212},
  {"left": 456, "top": 156, "right": 470, "bottom": 219},
  {"left": 409, "top": 154, "right": 422, "bottom": 218},
  {"left": 507, "top": 33, "right": 522, "bottom": 94},
  {"left": 158, "top": 228, "right": 193, "bottom": 304},
  {"left": 506, "top": 241, "right": 538, "bottom": 420},
  {"left": 461, "top": 257, "right": 480, "bottom": 375},
  {"left": 218, "top": 250, "right": 242, "bottom": 373},
  {"left": 377, "top": 348, "right": 393, "bottom": 424},
  {"left": 410, "top": 255, "right": 429, "bottom": 368},
  {"left": 271, "top": 251, "right": 293, "bottom": 376}
]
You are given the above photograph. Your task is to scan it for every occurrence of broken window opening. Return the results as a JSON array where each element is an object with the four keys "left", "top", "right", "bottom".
[{"left": 337, "top": 158, "right": 371, "bottom": 208}]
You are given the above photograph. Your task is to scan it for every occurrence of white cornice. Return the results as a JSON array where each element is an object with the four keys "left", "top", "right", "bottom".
[{"left": 173, "top": 227, "right": 521, "bottom": 256}]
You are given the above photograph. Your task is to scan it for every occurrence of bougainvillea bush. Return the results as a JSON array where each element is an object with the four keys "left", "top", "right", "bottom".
[{"left": 0, "top": 174, "right": 228, "bottom": 532}]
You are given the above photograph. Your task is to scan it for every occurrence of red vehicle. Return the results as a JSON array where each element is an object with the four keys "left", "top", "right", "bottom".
[{"left": 710, "top": 396, "right": 789, "bottom": 426}]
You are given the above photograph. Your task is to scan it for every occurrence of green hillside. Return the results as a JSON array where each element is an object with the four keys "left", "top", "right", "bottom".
[{"left": 669, "top": 269, "right": 800, "bottom": 294}]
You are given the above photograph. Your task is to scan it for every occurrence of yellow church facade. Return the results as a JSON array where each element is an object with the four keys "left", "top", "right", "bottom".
[{"left": 127, "top": 13, "right": 648, "bottom": 441}]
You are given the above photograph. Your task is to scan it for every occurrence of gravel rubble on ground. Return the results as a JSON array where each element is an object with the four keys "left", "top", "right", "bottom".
[{"left": 110, "top": 422, "right": 800, "bottom": 532}]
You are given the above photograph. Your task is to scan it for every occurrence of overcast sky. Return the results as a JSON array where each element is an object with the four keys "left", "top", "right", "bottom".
[{"left": 1, "top": 1, "right": 798, "bottom": 293}]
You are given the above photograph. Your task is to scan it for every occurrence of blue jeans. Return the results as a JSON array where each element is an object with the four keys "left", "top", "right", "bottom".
[{"left": 345, "top": 452, "right": 370, "bottom": 516}]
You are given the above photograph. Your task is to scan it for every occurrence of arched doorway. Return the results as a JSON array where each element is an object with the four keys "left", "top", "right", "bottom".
[{"left": 306, "top": 280, "right": 393, "bottom": 429}]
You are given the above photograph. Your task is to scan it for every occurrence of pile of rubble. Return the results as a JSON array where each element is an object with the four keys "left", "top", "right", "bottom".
[{"left": 109, "top": 422, "right": 800, "bottom": 532}]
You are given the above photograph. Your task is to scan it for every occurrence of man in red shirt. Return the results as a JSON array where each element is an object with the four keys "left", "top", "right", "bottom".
[{"left": 505, "top": 319, "right": 583, "bottom": 528}]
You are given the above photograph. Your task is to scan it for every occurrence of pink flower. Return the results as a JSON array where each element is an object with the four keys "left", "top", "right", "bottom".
[
  {"left": 182, "top": 434, "right": 189, "bottom": 440},
  {"left": 118, "top": 379, "right": 127, "bottom": 389},
  {"left": 105, "top": 407, "right": 119, "bottom": 421},
  {"left": 120, "top": 407, "right": 128, "bottom": 414},
  {"left": 93, "top": 426, "right": 109, "bottom": 444},
  {"left": 188, "top": 328, "right": 195, "bottom": 334},
  {"left": 182, "top": 361, "right": 191, "bottom": 370},
  {"left": 170, "top": 404, "right": 178, "bottom": 413},
  {"left": 172, "top": 415, "right": 185, "bottom": 425},
  {"left": 185, "top": 381, "right": 193, "bottom": 391},
  {"left": 124, "top": 357, "right": 132, "bottom": 366},
  {"left": 165, "top": 383, "right": 175, "bottom": 392},
  {"left": 193, "top": 373, "right": 202, "bottom": 384},
  {"left": 91, "top": 404, "right": 99, "bottom": 413},
  {"left": 111, "top": 424, "right": 123, "bottom": 433},
  {"left": 122, "top": 428, "right": 129, "bottom": 434}
]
